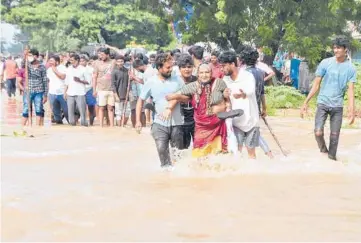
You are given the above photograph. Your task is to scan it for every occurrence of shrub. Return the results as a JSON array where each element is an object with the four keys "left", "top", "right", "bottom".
[{"left": 265, "top": 86, "right": 306, "bottom": 109}]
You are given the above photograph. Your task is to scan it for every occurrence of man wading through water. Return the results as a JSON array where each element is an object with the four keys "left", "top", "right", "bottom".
[
  {"left": 239, "top": 46, "right": 274, "bottom": 159},
  {"left": 301, "top": 36, "right": 357, "bottom": 161},
  {"left": 135, "top": 54, "right": 184, "bottom": 170},
  {"left": 176, "top": 53, "right": 197, "bottom": 149},
  {"left": 220, "top": 51, "right": 260, "bottom": 159}
]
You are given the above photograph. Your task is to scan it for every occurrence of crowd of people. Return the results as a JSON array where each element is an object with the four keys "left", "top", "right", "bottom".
[{"left": 0, "top": 36, "right": 357, "bottom": 168}]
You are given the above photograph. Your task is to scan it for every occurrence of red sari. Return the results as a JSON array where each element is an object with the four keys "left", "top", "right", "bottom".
[{"left": 191, "top": 84, "right": 227, "bottom": 158}]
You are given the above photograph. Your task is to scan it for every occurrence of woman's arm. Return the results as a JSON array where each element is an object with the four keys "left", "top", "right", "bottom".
[
  {"left": 166, "top": 93, "right": 191, "bottom": 102},
  {"left": 160, "top": 88, "right": 192, "bottom": 121}
]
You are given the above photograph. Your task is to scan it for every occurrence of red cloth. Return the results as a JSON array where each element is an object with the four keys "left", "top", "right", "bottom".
[
  {"left": 210, "top": 63, "right": 224, "bottom": 79},
  {"left": 191, "top": 84, "right": 227, "bottom": 150},
  {"left": 17, "top": 68, "right": 25, "bottom": 86}
]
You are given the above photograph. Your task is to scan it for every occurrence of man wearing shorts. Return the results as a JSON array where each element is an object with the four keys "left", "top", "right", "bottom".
[
  {"left": 112, "top": 55, "right": 131, "bottom": 126},
  {"left": 22, "top": 48, "right": 48, "bottom": 127},
  {"left": 130, "top": 59, "right": 147, "bottom": 127},
  {"left": 220, "top": 51, "right": 260, "bottom": 159},
  {"left": 92, "top": 47, "right": 115, "bottom": 127}
]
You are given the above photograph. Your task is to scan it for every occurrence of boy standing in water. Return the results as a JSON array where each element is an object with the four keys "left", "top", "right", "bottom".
[{"left": 301, "top": 36, "right": 356, "bottom": 161}]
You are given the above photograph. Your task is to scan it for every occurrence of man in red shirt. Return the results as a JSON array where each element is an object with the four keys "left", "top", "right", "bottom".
[
  {"left": 4, "top": 56, "right": 18, "bottom": 98},
  {"left": 209, "top": 51, "right": 224, "bottom": 79}
]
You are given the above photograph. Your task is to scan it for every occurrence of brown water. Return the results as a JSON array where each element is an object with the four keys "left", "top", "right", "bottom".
[{"left": 1, "top": 92, "right": 361, "bottom": 242}]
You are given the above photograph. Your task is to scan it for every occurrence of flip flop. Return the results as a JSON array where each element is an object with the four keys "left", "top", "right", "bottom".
[{"left": 217, "top": 109, "right": 244, "bottom": 120}]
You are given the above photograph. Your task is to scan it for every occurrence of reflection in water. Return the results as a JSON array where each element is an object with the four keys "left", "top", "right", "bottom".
[
  {"left": 3, "top": 99, "right": 19, "bottom": 126},
  {"left": 1, "top": 92, "right": 361, "bottom": 241}
]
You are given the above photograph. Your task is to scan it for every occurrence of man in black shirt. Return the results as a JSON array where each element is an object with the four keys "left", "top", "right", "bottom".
[
  {"left": 111, "top": 55, "right": 130, "bottom": 126},
  {"left": 177, "top": 54, "right": 197, "bottom": 149}
]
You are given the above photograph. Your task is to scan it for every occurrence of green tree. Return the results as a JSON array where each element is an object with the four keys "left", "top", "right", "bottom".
[
  {"left": 163, "top": 0, "right": 361, "bottom": 66},
  {"left": 4, "top": 0, "right": 175, "bottom": 51}
]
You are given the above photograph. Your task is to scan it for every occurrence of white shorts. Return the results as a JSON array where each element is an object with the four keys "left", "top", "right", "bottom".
[
  {"left": 115, "top": 101, "right": 131, "bottom": 120},
  {"left": 98, "top": 91, "right": 115, "bottom": 107}
]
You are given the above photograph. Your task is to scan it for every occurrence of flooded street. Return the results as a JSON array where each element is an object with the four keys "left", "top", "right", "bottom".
[{"left": 1, "top": 93, "right": 361, "bottom": 242}]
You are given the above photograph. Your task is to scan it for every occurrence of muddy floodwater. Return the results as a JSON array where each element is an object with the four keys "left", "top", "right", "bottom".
[{"left": 1, "top": 94, "right": 361, "bottom": 242}]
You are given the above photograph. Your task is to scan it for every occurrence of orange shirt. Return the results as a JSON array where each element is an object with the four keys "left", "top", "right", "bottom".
[{"left": 5, "top": 60, "right": 18, "bottom": 79}]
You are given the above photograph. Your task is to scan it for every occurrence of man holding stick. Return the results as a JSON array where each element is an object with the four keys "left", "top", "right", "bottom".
[{"left": 22, "top": 48, "right": 48, "bottom": 127}]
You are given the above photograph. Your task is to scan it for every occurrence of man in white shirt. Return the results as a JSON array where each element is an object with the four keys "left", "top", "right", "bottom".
[
  {"left": 65, "top": 54, "right": 89, "bottom": 126},
  {"left": 256, "top": 61, "right": 275, "bottom": 84},
  {"left": 143, "top": 58, "right": 158, "bottom": 124},
  {"left": 80, "top": 55, "right": 96, "bottom": 126},
  {"left": 130, "top": 60, "right": 146, "bottom": 127},
  {"left": 220, "top": 51, "right": 260, "bottom": 159},
  {"left": 47, "top": 55, "right": 68, "bottom": 124}
]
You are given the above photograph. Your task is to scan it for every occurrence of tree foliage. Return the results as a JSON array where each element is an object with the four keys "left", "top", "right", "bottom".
[
  {"left": 177, "top": 0, "right": 361, "bottom": 66},
  {"left": 2, "top": 0, "right": 361, "bottom": 65},
  {"left": 3, "top": 0, "right": 175, "bottom": 52}
]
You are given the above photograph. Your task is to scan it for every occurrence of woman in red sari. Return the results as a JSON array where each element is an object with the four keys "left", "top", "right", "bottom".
[{"left": 167, "top": 64, "right": 229, "bottom": 158}]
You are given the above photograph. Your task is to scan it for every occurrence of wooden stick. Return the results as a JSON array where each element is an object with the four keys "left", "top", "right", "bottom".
[
  {"left": 24, "top": 46, "right": 32, "bottom": 127},
  {"left": 262, "top": 117, "right": 287, "bottom": 157},
  {"left": 121, "top": 68, "right": 132, "bottom": 127}
]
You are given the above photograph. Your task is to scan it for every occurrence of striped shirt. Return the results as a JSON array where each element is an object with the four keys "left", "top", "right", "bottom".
[
  {"left": 27, "top": 63, "right": 48, "bottom": 94},
  {"left": 179, "top": 79, "right": 227, "bottom": 105}
]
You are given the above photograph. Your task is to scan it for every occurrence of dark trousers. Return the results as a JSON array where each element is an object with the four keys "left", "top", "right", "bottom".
[
  {"left": 314, "top": 104, "right": 343, "bottom": 160},
  {"left": 49, "top": 94, "right": 69, "bottom": 123},
  {"left": 151, "top": 123, "right": 184, "bottom": 167},
  {"left": 182, "top": 123, "right": 195, "bottom": 150},
  {"left": 6, "top": 78, "right": 16, "bottom": 97}
]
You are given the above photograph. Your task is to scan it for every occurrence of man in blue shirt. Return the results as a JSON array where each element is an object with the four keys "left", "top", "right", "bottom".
[
  {"left": 301, "top": 36, "right": 357, "bottom": 161},
  {"left": 290, "top": 56, "right": 301, "bottom": 89},
  {"left": 135, "top": 53, "right": 184, "bottom": 169}
]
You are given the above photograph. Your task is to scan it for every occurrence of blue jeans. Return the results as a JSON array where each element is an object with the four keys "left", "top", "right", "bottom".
[
  {"left": 22, "top": 92, "right": 44, "bottom": 117},
  {"left": 259, "top": 135, "right": 271, "bottom": 153},
  {"left": 49, "top": 94, "right": 68, "bottom": 123}
]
